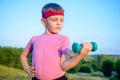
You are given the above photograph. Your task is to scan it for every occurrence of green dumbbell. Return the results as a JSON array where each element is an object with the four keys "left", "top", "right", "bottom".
[{"left": 72, "top": 42, "right": 98, "bottom": 53}]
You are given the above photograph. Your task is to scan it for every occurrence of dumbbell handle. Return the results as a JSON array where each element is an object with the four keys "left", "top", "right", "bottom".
[{"left": 72, "top": 42, "right": 98, "bottom": 53}]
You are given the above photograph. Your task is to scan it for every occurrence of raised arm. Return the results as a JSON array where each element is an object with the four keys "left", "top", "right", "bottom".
[{"left": 60, "top": 42, "right": 92, "bottom": 71}]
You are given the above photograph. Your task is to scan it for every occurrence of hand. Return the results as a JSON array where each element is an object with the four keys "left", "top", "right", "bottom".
[
  {"left": 82, "top": 42, "right": 92, "bottom": 51},
  {"left": 79, "top": 42, "right": 92, "bottom": 56},
  {"left": 27, "top": 66, "right": 36, "bottom": 77}
]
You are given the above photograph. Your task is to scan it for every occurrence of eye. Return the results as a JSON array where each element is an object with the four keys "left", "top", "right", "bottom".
[
  {"left": 50, "top": 19, "right": 57, "bottom": 22},
  {"left": 60, "top": 19, "right": 64, "bottom": 22}
]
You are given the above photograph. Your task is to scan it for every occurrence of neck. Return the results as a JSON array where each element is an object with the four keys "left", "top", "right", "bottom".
[
  {"left": 45, "top": 30, "right": 58, "bottom": 34},
  {"left": 44, "top": 31, "right": 58, "bottom": 35}
]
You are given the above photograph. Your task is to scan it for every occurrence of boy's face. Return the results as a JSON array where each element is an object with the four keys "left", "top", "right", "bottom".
[{"left": 42, "top": 15, "right": 64, "bottom": 34}]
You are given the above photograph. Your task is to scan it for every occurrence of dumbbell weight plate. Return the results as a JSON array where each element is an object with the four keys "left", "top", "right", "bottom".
[
  {"left": 72, "top": 43, "right": 83, "bottom": 53},
  {"left": 91, "top": 42, "right": 98, "bottom": 51}
]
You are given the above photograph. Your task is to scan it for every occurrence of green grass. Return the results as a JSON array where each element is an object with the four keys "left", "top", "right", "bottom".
[
  {"left": 0, "top": 65, "right": 30, "bottom": 80},
  {"left": 66, "top": 73, "right": 109, "bottom": 80},
  {"left": 0, "top": 65, "right": 109, "bottom": 80}
]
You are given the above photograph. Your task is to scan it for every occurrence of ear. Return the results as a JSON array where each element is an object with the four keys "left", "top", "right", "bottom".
[{"left": 41, "top": 18, "right": 46, "bottom": 26}]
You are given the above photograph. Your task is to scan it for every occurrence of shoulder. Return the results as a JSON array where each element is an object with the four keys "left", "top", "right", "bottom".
[
  {"left": 30, "top": 34, "right": 43, "bottom": 43},
  {"left": 57, "top": 34, "right": 70, "bottom": 44},
  {"left": 58, "top": 34, "right": 69, "bottom": 40}
]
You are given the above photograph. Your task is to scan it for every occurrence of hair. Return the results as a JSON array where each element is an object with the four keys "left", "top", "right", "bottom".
[{"left": 42, "top": 3, "right": 64, "bottom": 19}]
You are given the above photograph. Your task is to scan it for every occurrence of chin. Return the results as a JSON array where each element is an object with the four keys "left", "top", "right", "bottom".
[{"left": 51, "top": 32, "right": 59, "bottom": 34}]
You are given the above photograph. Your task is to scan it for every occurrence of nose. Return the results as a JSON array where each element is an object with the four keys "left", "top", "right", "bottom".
[{"left": 57, "top": 20, "right": 62, "bottom": 25}]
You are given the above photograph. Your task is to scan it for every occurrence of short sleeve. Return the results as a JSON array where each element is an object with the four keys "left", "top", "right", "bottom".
[
  {"left": 61, "top": 36, "right": 70, "bottom": 55},
  {"left": 25, "top": 36, "right": 36, "bottom": 53}
]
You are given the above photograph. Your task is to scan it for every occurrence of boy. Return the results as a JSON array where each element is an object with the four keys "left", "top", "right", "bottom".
[{"left": 20, "top": 3, "right": 92, "bottom": 80}]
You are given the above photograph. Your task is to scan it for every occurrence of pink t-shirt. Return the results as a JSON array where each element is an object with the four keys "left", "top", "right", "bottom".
[{"left": 25, "top": 33, "right": 70, "bottom": 80}]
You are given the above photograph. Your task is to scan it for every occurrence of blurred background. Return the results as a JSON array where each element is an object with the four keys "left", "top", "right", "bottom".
[
  {"left": 0, "top": 0, "right": 120, "bottom": 80},
  {"left": 0, "top": 0, "right": 120, "bottom": 55}
]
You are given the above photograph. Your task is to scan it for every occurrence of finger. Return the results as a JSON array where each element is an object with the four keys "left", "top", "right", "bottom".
[
  {"left": 81, "top": 42, "right": 89, "bottom": 47},
  {"left": 31, "top": 70, "right": 36, "bottom": 74},
  {"left": 82, "top": 43, "right": 92, "bottom": 51},
  {"left": 29, "top": 66, "right": 35, "bottom": 71},
  {"left": 31, "top": 67, "right": 36, "bottom": 75},
  {"left": 31, "top": 67, "right": 35, "bottom": 70},
  {"left": 29, "top": 67, "right": 36, "bottom": 76},
  {"left": 31, "top": 71, "right": 36, "bottom": 77}
]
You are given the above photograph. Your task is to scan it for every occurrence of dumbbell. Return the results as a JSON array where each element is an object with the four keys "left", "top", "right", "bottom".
[{"left": 72, "top": 42, "right": 98, "bottom": 53}]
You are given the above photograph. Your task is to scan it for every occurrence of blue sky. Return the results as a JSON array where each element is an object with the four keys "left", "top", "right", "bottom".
[{"left": 0, "top": 0, "right": 120, "bottom": 55}]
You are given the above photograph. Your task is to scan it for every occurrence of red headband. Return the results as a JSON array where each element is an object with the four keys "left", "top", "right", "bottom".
[{"left": 42, "top": 11, "right": 64, "bottom": 19}]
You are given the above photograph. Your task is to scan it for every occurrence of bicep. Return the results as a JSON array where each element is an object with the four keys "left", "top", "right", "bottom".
[
  {"left": 21, "top": 50, "right": 30, "bottom": 58},
  {"left": 60, "top": 54, "right": 69, "bottom": 64}
]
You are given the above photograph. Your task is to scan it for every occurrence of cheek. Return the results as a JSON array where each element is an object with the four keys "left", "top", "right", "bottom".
[
  {"left": 46, "top": 21, "right": 54, "bottom": 26},
  {"left": 46, "top": 22, "right": 51, "bottom": 28},
  {"left": 46, "top": 23, "right": 54, "bottom": 31},
  {"left": 48, "top": 23, "right": 56, "bottom": 28},
  {"left": 61, "top": 23, "right": 64, "bottom": 26}
]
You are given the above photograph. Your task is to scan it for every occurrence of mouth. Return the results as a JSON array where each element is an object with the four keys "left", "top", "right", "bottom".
[
  {"left": 55, "top": 27, "right": 62, "bottom": 30},
  {"left": 50, "top": 27, "right": 62, "bottom": 34}
]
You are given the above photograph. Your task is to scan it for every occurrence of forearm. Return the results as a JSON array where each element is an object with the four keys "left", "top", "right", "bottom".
[
  {"left": 20, "top": 52, "right": 30, "bottom": 74},
  {"left": 21, "top": 52, "right": 36, "bottom": 77},
  {"left": 21, "top": 56, "right": 29, "bottom": 71},
  {"left": 61, "top": 54, "right": 81, "bottom": 71},
  {"left": 61, "top": 48, "right": 90, "bottom": 71}
]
